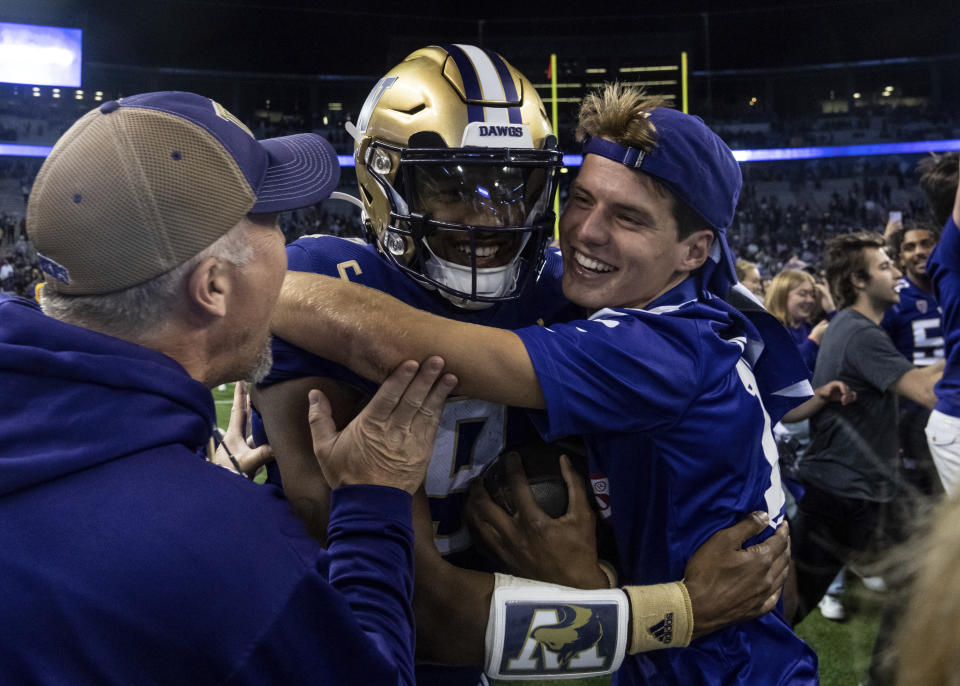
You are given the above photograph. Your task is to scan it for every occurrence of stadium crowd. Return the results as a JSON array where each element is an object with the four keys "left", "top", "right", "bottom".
[
  {"left": 2, "top": 41, "right": 960, "bottom": 686},
  {"left": 2, "top": 93, "right": 947, "bottom": 298},
  {"left": 0, "top": 152, "right": 936, "bottom": 297}
]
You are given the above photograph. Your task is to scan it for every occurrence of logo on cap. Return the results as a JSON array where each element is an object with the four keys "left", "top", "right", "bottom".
[
  {"left": 36, "top": 253, "right": 71, "bottom": 284},
  {"left": 212, "top": 101, "right": 254, "bottom": 139}
]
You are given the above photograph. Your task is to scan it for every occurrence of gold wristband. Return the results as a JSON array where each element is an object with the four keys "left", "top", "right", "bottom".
[{"left": 624, "top": 581, "right": 694, "bottom": 653}]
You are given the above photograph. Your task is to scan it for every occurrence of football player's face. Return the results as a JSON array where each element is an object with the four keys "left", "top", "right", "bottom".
[
  {"left": 415, "top": 166, "right": 528, "bottom": 269},
  {"left": 785, "top": 280, "right": 817, "bottom": 325},
  {"left": 899, "top": 229, "right": 935, "bottom": 282},
  {"left": 558, "top": 155, "right": 691, "bottom": 312}
]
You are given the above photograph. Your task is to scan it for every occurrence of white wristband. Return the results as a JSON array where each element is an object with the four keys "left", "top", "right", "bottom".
[{"left": 484, "top": 573, "right": 629, "bottom": 681}]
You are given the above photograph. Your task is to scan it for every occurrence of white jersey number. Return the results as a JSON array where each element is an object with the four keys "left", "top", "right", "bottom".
[{"left": 735, "top": 358, "right": 786, "bottom": 526}]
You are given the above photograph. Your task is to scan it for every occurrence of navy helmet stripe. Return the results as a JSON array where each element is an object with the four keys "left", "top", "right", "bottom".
[
  {"left": 443, "top": 44, "right": 485, "bottom": 122},
  {"left": 467, "top": 103, "right": 485, "bottom": 122},
  {"left": 486, "top": 49, "right": 518, "bottom": 101},
  {"left": 485, "top": 49, "right": 523, "bottom": 124}
]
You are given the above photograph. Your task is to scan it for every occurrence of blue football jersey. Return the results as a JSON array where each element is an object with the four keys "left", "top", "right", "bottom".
[
  {"left": 881, "top": 276, "right": 943, "bottom": 367},
  {"left": 262, "top": 235, "right": 579, "bottom": 556},
  {"left": 928, "top": 217, "right": 960, "bottom": 417},
  {"left": 515, "top": 278, "right": 818, "bottom": 685}
]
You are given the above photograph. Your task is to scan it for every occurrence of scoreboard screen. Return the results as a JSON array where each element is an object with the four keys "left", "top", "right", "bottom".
[{"left": 0, "top": 21, "right": 82, "bottom": 88}]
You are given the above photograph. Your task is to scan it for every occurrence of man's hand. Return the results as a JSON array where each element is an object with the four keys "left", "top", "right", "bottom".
[
  {"left": 212, "top": 381, "right": 272, "bottom": 478},
  {"left": 814, "top": 280, "right": 835, "bottom": 315},
  {"left": 464, "top": 453, "right": 607, "bottom": 589},
  {"left": 308, "top": 356, "right": 457, "bottom": 493},
  {"left": 883, "top": 215, "right": 904, "bottom": 241},
  {"left": 684, "top": 512, "right": 790, "bottom": 639},
  {"left": 814, "top": 379, "right": 857, "bottom": 406},
  {"left": 782, "top": 379, "right": 856, "bottom": 422}
]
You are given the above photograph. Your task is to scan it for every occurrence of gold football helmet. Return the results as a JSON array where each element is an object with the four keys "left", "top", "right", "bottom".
[{"left": 352, "top": 44, "right": 561, "bottom": 307}]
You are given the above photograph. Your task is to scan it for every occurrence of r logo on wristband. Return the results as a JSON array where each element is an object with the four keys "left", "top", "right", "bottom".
[{"left": 484, "top": 577, "right": 628, "bottom": 680}]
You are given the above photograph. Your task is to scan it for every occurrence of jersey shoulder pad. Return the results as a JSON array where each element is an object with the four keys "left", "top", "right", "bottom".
[{"left": 287, "top": 235, "right": 383, "bottom": 278}]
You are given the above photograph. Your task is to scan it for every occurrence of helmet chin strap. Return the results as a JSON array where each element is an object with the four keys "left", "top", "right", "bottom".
[
  {"left": 328, "top": 191, "right": 365, "bottom": 211},
  {"left": 421, "top": 238, "right": 525, "bottom": 310}
]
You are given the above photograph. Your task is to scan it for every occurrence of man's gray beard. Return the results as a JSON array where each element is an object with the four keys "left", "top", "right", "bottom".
[{"left": 245, "top": 335, "right": 274, "bottom": 384}]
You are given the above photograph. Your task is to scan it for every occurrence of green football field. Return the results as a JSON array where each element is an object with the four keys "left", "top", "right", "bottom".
[
  {"left": 211, "top": 383, "right": 885, "bottom": 685},
  {"left": 212, "top": 383, "right": 239, "bottom": 429}
]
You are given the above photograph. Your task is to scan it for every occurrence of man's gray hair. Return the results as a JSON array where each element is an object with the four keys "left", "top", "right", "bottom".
[{"left": 41, "top": 221, "right": 254, "bottom": 342}]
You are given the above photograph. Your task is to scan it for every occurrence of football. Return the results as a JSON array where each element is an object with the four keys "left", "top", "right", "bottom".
[{"left": 481, "top": 438, "right": 589, "bottom": 519}]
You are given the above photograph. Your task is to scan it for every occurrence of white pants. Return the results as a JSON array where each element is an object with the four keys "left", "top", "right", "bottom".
[{"left": 925, "top": 409, "right": 960, "bottom": 496}]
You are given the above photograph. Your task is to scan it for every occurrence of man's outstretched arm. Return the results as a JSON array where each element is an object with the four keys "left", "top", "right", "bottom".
[{"left": 273, "top": 271, "right": 545, "bottom": 409}]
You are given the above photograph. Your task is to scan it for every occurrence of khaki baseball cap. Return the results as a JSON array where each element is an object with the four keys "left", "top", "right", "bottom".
[{"left": 28, "top": 91, "right": 340, "bottom": 295}]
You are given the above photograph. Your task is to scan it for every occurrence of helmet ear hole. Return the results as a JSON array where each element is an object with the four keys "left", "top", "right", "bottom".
[{"left": 359, "top": 183, "right": 374, "bottom": 205}]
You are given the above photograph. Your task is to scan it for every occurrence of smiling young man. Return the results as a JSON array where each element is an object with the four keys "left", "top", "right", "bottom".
[
  {"left": 881, "top": 225, "right": 943, "bottom": 494},
  {"left": 790, "top": 232, "right": 944, "bottom": 684},
  {"left": 883, "top": 226, "right": 942, "bottom": 368},
  {"left": 792, "top": 233, "right": 944, "bottom": 623},
  {"left": 272, "top": 84, "right": 816, "bottom": 684}
]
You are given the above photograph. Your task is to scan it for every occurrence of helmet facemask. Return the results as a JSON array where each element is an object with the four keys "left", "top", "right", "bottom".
[{"left": 366, "top": 141, "right": 560, "bottom": 307}]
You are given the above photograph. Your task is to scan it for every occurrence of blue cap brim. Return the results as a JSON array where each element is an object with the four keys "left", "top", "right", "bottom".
[{"left": 251, "top": 133, "right": 340, "bottom": 213}]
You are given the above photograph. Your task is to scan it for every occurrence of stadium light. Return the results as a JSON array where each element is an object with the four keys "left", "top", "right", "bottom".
[
  {"left": 9, "top": 140, "right": 960, "bottom": 166},
  {"left": 730, "top": 139, "right": 960, "bottom": 162},
  {"left": 0, "top": 44, "right": 72, "bottom": 66},
  {"left": 0, "top": 143, "right": 53, "bottom": 157},
  {"left": 0, "top": 22, "right": 82, "bottom": 88}
]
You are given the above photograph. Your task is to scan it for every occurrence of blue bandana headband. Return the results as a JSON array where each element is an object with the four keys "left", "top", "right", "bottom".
[{"left": 581, "top": 108, "right": 742, "bottom": 298}]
